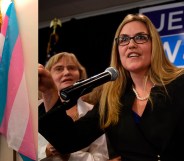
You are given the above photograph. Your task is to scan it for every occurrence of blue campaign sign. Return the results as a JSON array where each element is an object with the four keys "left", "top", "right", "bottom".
[
  {"left": 140, "top": 2, "right": 184, "bottom": 67},
  {"left": 161, "top": 34, "right": 184, "bottom": 67}
]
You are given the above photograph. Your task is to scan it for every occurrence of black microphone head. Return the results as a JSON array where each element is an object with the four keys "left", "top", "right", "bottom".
[{"left": 105, "top": 67, "right": 118, "bottom": 81}]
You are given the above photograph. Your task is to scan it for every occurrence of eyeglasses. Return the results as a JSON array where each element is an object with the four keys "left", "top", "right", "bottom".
[{"left": 115, "top": 34, "right": 150, "bottom": 46}]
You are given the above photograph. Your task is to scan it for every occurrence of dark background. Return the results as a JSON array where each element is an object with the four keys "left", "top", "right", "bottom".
[{"left": 39, "top": 1, "right": 179, "bottom": 77}]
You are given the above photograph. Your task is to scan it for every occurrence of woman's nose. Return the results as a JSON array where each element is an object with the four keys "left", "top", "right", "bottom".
[
  {"left": 63, "top": 68, "right": 70, "bottom": 75},
  {"left": 128, "top": 39, "right": 137, "bottom": 48}
]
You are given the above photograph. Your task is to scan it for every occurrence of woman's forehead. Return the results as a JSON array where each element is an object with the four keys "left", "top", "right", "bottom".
[
  {"left": 121, "top": 21, "right": 147, "bottom": 33},
  {"left": 58, "top": 56, "right": 76, "bottom": 64}
]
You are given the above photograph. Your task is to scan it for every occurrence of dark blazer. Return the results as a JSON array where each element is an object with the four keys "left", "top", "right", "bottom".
[{"left": 39, "top": 74, "right": 184, "bottom": 161}]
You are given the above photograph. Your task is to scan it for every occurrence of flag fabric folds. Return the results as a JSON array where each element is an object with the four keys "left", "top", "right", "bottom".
[{"left": 0, "top": 2, "right": 36, "bottom": 161}]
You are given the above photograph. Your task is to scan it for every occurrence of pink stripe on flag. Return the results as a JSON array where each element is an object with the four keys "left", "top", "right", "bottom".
[
  {"left": 1, "top": 15, "right": 9, "bottom": 36},
  {"left": 18, "top": 113, "right": 36, "bottom": 160},
  {"left": 0, "top": 35, "right": 23, "bottom": 134}
]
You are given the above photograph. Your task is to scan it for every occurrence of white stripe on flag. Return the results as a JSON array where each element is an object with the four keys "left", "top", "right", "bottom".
[
  {"left": 7, "top": 72, "right": 29, "bottom": 150},
  {"left": 0, "top": 33, "right": 5, "bottom": 59}
]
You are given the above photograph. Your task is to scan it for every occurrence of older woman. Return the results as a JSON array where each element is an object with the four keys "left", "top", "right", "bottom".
[{"left": 38, "top": 52, "right": 108, "bottom": 161}]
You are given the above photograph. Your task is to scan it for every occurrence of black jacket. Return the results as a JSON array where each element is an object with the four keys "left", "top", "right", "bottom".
[{"left": 39, "top": 74, "right": 184, "bottom": 161}]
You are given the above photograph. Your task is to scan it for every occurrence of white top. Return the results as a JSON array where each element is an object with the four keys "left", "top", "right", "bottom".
[{"left": 38, "top": 98, "right": 109, "bottom": 161}]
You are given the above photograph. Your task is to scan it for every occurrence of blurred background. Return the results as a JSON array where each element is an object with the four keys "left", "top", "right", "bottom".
[{"left": 39, "top": 0, "right": 183, "bottom": 77}]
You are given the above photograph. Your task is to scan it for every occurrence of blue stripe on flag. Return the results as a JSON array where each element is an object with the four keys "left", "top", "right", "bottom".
[
  {"left": 19, "top": 153, "right": 35, "bottom": 161},
  {"left": 0, "top": 2, "right": 19, "bottom": 124}
]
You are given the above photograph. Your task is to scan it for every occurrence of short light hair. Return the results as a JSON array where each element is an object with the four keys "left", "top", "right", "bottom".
[{"left": 45, "top": 52, "right": 87, "bottom": 80}]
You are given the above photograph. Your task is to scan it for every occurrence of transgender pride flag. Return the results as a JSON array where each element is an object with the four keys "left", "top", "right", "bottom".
[{"left": 0, "top": 2, "right": 36, "bottom": 161}]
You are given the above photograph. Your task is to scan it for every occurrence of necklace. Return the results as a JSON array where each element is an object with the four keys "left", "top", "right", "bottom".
[{"left": 132, "top": 86, "right": 149, "bottom": 101}]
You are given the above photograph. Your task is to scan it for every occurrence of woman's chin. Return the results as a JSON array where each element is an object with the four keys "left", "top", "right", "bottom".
[{"left": 60, "top": 82, "right": 74, "bottom": 90}]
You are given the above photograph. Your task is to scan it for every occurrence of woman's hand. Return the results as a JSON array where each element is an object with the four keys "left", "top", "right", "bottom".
[
  {"left": 38, "top": 64, "right": 59, "bottom": 111},
  {"left": 38, "top": 64, "right": 55, "bottom": 93},
  {"left": 46, "top": 143, "right": 60, "bottom": 156},
  {"left": 46, "top": 143, "right": 70, "bottom": 161}
]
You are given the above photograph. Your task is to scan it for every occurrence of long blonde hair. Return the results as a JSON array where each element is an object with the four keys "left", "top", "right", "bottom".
[{"left": 99, "top": 14, "right": 184, "bottom": 129}]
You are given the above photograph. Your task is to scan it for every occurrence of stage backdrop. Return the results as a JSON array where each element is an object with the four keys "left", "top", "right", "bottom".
[{"left": 39, "top": 1, "right": 182, "bottom": 77}]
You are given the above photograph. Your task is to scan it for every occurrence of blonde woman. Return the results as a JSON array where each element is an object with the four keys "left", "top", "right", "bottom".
[{"left": 39, "top": 14, "right": 184, "bottom": 161}]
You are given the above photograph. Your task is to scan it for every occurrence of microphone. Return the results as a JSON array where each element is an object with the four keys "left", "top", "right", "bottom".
[{"left": 60, "top": 67, "right": 118, "bottom": 101}]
